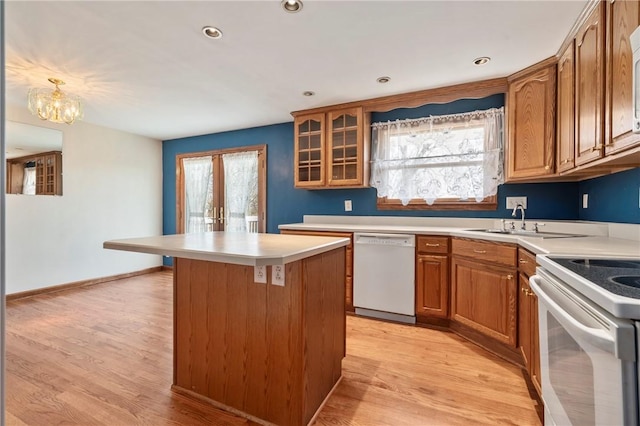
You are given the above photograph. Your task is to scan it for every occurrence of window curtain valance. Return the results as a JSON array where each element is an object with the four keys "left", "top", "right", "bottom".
[{"left": 370, "top": 107, "right": 505, "bottom": 205}]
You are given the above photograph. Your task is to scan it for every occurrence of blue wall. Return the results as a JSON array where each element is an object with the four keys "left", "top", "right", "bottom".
[
  {"left": 578, "top": 167, "right": 640, "bottom": 224},
  {"left": 162, "top": 96, "right": 639, "bottom": 250}
]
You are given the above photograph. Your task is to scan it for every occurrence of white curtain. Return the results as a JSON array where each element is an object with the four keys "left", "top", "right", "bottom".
[
  {"left": 22, "top": 166, "right": 36, "bottom": 195},
  {"left": 370, "top": 107, "right": 504, "bottom": 205},
  {"left": 183, "top": 156, "right": 212, "bottom": 233},
  {"left": 223, "top": 151, "right": 258, "bottom": 232}
]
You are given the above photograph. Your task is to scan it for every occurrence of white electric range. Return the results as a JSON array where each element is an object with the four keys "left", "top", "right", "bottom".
[{"left": 531, "top": 254, "right": 640, "bottom": 426}]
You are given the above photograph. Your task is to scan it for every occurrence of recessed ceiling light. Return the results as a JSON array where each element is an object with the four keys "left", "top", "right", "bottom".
[
  {"left": 473, "top": 57, "right": 491, "bottom": 66},
  {"left": 202, "top": 26, "right": 223, "bottom": 39},
  {"left": 282, "top": 0, "right": 303, "bottom": 13},
  {"left": 376, "top": 76, "right": 391, "bottom": 84},
  {"left": 303, "top": 91, "right": 315, "bottom": 96}
]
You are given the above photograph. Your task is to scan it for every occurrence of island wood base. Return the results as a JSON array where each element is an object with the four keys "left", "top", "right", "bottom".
[{"left": 172, "top": 247, "right": 346, "bottom": 426}]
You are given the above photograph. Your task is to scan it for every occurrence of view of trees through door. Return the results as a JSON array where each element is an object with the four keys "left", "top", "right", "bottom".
[{"left": 176, "top": 145, "right": 266, "bottom": 234}]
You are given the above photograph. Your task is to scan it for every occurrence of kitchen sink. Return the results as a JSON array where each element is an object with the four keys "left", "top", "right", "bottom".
[{"left": 466, "top": 229, "right": 586, "bottom": 239}]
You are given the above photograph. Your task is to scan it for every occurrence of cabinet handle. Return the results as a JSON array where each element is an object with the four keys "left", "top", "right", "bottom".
[
  {"left": 591, "top": 144, "right": 603, "bottom": 152},
  {"left": 521, "top": 287, "right": 528, "bottom": 294},
  {"left": 521, "top": 288, "right": 533, "bottom": 296},
  {"left": 425, "top": 243, "right": 440, "bottom": 247},
  {"left": 519, "top": 259, "right": 528, "bottom": 264},
  {"left": 506, "top": 274, "right": 513, "bottom": 280},
  {"left": 560, "top": 158, "right": 572, "bottom": 165},
  {"left": 473, "top": 249, "right": 487, "bottom": 254},
  {"left": 544, "top": 165, "right": 551, "bottom": 170}
]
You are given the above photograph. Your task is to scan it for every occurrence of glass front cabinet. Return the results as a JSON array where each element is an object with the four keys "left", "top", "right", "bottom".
[{"left": 294, "top": 107, "right": 369, "bottom": 189}]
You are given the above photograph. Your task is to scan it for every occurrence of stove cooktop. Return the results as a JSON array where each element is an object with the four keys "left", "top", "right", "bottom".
[{"left": 549, "top": 257, "right": 640, "bottom": 299}]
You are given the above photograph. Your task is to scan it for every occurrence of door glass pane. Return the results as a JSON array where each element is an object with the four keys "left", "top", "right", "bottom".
[
  {"left": 222, "top": 151, "right": 259, "bottom": 233},
  {"left": 183, "top": 156, "right": 213, "bottom": 233},
  {"left": 547, "top": 313, "right": 595, "bottom": 426}
]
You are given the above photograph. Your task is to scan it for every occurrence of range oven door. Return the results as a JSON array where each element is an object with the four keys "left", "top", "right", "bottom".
[{"left": 531, "top": 273, "right": 638, "bottom": 426}]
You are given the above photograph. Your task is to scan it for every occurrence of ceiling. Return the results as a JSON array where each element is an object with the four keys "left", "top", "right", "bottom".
[{"left": 5, "top": 0, "right": 588, "bottom": 141}]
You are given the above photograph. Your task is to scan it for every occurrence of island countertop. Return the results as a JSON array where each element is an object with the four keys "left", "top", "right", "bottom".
[{"left": 104, "top": 231, "right": 350, "bottom": 266}]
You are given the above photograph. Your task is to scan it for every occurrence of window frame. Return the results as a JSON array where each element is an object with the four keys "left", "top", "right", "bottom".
[{"left": 371, "top": 111, "right": 501, "bottom": 211}]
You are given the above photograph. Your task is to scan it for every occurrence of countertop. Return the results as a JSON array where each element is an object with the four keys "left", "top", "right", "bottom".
[
  {"left": 104, "top": 232, "right": 350, "bottom": 266},
  {"left": 279, "top": 219, "right": 640, "bottom": 258}
]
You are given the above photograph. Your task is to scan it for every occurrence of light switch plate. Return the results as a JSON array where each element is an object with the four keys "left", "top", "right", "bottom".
[
  {"left": 506, "top": 196, "right": 527, "bottom": 209},
  {"left": 344, "top": 200, "right": 352, "bottom": 212},
  {"left": 254, "top": 266, "right": 267, "bottom": 284},
  {"left": 583, "top": 193, "right": 589, "bottom": 209},
  {"left": 272, "top": 265, "right": 285, "bottom": 286}
]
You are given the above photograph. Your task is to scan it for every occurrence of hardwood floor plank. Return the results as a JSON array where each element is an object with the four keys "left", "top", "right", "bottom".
[{"left": 5, "top": 271, "right": 539, "bottom": 425}]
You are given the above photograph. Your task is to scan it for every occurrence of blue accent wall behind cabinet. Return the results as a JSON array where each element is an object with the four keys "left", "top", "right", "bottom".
[
  {"left": 578, "top": 168, "right": 640, "bottom": 224},
  {"left": 162, "top": 95, "right": 638, "bottom": 267}
]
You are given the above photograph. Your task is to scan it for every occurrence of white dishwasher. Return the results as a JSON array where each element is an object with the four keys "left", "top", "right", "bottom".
[{"left": 353, "top": 233, "right": 416, "bottom": 324}]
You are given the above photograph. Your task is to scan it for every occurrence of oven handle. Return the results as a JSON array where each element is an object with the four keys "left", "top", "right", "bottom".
[{"left": 530, "top": 275, "right": 626, "bottom": 359}]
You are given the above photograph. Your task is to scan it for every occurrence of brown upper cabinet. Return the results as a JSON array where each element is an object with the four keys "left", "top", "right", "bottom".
[
  {"left": 294, "top": 113, "right": 326, "bottom": 187},
  {"left": 605, "top": 0, "right": 640, "bottom": 155},
  {"left": 507, "top": 62, "right": 557, "bottom": 180},
  {"left": 294, "top": 107, "right": 370, "bottom": 189},
  {"left": 6, "top": 151, "right": 62, "bottom": 196},
  {"left": 557, "top": 41, "right": 576, "bottom": 173},
  {"left": 575, "top": 2, "right": 606, "bottom": 166}
]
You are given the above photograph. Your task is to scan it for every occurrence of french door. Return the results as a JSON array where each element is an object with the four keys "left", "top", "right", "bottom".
[{"left": 176, "top": 145, "right": 266, "bottom": 234}]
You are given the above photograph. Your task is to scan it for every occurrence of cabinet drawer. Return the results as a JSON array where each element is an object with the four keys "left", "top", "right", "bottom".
[
  {"left": 517, "top": 248, "right": 537, "bottom": 277},
  {"left": 416, "top": 236, "right": 449, "bottom": 254},
  {"left": 452, "top": 238, "right": 517, "bottom": 267}
]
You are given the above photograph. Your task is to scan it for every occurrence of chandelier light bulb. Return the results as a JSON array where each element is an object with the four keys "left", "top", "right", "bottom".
[{"left": 28, "top": 78, "right": 84, "bottom": 125}]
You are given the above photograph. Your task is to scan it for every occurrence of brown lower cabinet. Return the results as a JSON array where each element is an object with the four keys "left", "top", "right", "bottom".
[
  {"left": 415, "top": 236, "right": 450, "bottom": 321},
  {"left": 451, "top": 238, "right": 518, "bottom": 347},
  {"left": 518, "top": 248, "right": 541, "bottom": 396}
]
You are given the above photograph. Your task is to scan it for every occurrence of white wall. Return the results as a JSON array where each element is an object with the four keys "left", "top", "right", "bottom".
[{"left": 6, "top": 104, "right": 163, "bottom": 294}]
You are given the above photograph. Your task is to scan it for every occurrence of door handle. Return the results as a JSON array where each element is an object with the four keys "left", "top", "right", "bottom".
[
  {"left": 212, "top": 207, "right": 218, "bottom": 223},
  {"left": 219, "top": 206, "right": 224, "bottom": 224}
]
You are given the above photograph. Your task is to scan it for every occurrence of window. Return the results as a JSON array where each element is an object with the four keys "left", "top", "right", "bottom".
[{"left": 370, "top": 107, "right": 504, "bottom": 210}]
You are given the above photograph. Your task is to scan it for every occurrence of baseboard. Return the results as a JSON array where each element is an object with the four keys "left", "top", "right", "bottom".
[
  {"left": 450, "top": 321, "right": 524, "bottom": 367},
  {"left": 6, "top": 266, "right": 164, "bottom": 301},
  {"left": 161, "top": 265, "right": 173, "bottom": 271}
]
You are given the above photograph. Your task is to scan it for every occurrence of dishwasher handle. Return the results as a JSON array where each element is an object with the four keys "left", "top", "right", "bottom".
[{"left": 354, "top": 233, "right": 415, "bottom": 247}]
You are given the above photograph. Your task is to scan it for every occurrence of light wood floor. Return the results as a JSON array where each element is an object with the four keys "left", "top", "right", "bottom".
[{"left": 5, "top": 271, "right": 540, "bottom": 425}]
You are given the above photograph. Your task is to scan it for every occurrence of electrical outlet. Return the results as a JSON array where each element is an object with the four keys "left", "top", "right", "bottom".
[
  {"left": 344, "top": 199, "right": 352, "bottom": 212},
  {"left": 506, "top": 196, "right": 527, "bottom": 209},
  {"left": 254, "top": 266, "right": 267, "bottom": 284},
  {"left": 583, "top": 193, "right": 589, "bottom": 209}
]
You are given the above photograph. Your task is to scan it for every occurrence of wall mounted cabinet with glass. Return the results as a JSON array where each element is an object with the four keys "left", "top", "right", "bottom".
[{"left": 5, "top": 121, "right": 63, "bottom": 196}]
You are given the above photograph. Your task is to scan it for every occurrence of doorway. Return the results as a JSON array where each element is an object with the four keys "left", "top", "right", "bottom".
[{"left": 176, "top": 145, "right": 266, "bottom": 234}]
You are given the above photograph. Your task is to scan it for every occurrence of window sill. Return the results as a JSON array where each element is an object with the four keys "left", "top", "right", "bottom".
[{"left": 376, "top": 196, "right": 497, "bottom": 211}]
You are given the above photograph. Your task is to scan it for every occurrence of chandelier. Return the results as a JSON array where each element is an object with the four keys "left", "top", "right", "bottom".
[{"left": 28, "top": 78, "right": 84, "bottom": 125}]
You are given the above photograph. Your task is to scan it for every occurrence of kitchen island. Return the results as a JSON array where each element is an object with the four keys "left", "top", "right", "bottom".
[{"left": 104, "top": 232, "right": 349, "bottom": 426}]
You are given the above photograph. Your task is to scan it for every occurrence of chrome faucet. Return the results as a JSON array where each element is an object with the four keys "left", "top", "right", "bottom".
[{"left": 511, "top": 203, "right": 526, "bottom": 230}]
